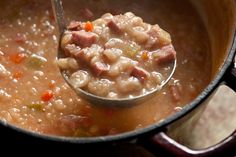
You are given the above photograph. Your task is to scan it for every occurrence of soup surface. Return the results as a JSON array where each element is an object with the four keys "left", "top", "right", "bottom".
[{"left": 0, "top": 0, "right": 211, "bottom": 137}]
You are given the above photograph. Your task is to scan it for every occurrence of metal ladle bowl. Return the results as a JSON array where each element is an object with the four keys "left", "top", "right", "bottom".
[{"left": 51, "top": 0, "right": 177, "bottom": 107}]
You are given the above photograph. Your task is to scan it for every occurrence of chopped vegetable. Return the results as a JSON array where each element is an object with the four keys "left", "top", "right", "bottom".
[
  {"left": 27, "top": 54, "right": 47, "bottom": 69},
  {"left": 41, "top": 90, "right": 53, "bottom": 101},
  {"left": 84, "top": 21, "right": 94, "bottom": 32},
  {"left": 13, "top": 71, "right": 23, "bottom": 80},
  {"left": 141, "top": 51, "right": 149, "bottom": 60},
  {"left": 123, "top": 42, "right": 140, "bottom": 57},
  {"left": 27, "top": 104, "right": 44, "bottom": 111},
  {"left": 10, "top": 53, "right": 26, "bottom": 64}
]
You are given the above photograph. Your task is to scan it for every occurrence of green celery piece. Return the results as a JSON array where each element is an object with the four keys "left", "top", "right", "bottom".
[
  {"left": 27, "top": 104, "right": 44, "bottom": 111},
  {"left": 27, "top": 54, "right": 47, "bottom": 69},
  {"left": 124, "top": 42, "right": 141, "bottom": 57}
]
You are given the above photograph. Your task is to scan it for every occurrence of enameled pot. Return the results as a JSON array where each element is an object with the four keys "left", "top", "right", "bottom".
[{"left": 0, "top": 0, "right": 235, "bottom": 156}]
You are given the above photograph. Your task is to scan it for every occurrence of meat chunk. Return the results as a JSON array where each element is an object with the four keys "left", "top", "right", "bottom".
[
  {"left": 154, "top": 45, "right": 176, "bottom": 65},
  {"left": 67, "top": 21, "right": 82, "bottom": 31},
  {"left": 72, "top": 44, "right": 104, "bottom": 65},
  {"left": 131, "top": 66, "right": 150, "bottom": 83},
  {"left": 65, "top": 44, "right": 104, "bottom": 65},
  {"left": 72, "top": 31, "right": 97, "bottom": 48},
  {"left": 107, "top": 20, "right": 122, "bottom": 35},
  {"left": 91, "top": 61, "right": 110, "bottom": 76},
  {"left": 64, "top": 44, "right": 81, "bottom": 57}
]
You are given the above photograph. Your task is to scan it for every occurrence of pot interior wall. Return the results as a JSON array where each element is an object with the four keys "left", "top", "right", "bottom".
[
  {"left": 167, "top": 0, "right": 236, "bottom": 149},
  {"left": 191, "top": 0, "right": 236, "bottom": 79}
]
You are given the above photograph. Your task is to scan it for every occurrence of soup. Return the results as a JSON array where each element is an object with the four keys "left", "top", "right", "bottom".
[{"left": 0, "top": 0, "right": 211, "bottom": 137}]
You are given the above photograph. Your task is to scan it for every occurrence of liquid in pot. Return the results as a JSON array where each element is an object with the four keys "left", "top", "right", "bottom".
[{"left": 0, "top": 0, "right": 211, "bottom": 137}]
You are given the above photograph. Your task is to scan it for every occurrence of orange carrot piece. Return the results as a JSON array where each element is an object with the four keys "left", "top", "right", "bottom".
[{"left": 84, "top": 21, "right": 94, "bottom": 32}]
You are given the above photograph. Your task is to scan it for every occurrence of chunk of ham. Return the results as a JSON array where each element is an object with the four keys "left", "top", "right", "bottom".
[
  {"left": 107, "top": 20, "right": 123, "bottom": 35},
  {"left": 67, "top": 21, "right": 82, "bottom": 31},
  {"left": 72, "top": 31, "right": 97, "bottom": 48},
  {"left": 65, "top": 44, "right": 108, "bottom": 76},
  {"left": 91, "top": 61, "right": 110, "bottom": 76},
  {"left": 64, "top": 44, "right": 92, "bottom": 64},
  {"left": 131, "top": 66, "right": 149, "bottom": 83},
  {"left": 64, "top": 44, "right": 81, "bottom": 57},
  {"left": 155, "top": 45, "right": 176, "bottom": 65}
]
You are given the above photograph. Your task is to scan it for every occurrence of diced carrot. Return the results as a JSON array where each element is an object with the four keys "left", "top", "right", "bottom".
[
  {"left": 13, "top": 71, "right": 23, "bottom": 80},
  {"left": 141, "top": 51, "right": 149, "bottom": 61},
  {"left": 10, "top": 53, "right": 26, "bottom": 64},
  {"left": 41, "top": 90, "right": 54, "bottom": 101},
  {"left": 84, "top": 21, "right": 94, "bottom": 32}
]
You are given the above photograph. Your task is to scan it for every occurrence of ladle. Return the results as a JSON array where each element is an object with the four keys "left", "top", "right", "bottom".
[{"left": 51, "top": 0, "right": 176, "bottom": 107}]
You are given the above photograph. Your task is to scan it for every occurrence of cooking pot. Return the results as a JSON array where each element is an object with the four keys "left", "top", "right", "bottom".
[{"left": 0, "top": 0, "right": 235, "bottom": 156}]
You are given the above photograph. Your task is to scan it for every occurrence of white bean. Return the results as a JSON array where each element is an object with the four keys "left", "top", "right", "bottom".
[
  {"left": 103, "top": 48, "right": 122, "bottom": 62},
  {"left": 70, "top": 70, "right": 90, "bottom": 89},
  {"left": 116, "top": 77, "right": 142, "bottom": 93},
  {"left": 57, "top": 58, "right": 79, "bottom": 70},
  {"left": 88, "top": 79, "right": 113, "bottom": 97}
]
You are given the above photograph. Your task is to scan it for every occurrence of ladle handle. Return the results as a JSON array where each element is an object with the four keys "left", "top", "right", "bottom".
[
  {"left": 150, "top": 131, "right": 236, "bottom": 157},
  {"left": 51, "top": 0, "right": 66, "bottom": 34},
  {"left": 224, "top": 62, "right": 236, "bottom": 92}
]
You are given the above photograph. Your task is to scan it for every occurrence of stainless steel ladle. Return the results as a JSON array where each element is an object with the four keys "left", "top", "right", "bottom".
[{"left": 51, "top": 0, "right": 176, "bottom": 107}]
